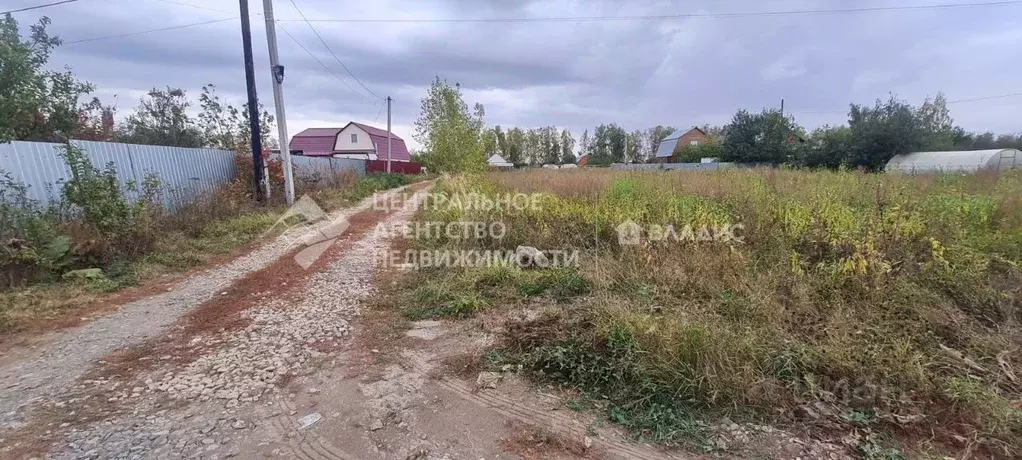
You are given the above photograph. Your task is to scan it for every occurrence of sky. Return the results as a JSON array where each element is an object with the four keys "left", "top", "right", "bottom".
[{"left": 9, "top": 0, "right": 1022, "bottom": 151}]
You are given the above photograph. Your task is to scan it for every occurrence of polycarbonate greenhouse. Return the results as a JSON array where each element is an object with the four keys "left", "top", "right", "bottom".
[{"left": 885, "top": 149, "right": 1022, "bottom": 173}]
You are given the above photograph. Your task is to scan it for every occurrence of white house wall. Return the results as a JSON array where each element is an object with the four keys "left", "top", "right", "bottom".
[{"left": 333, "top": 125, "right": 376, "bottom": 152}]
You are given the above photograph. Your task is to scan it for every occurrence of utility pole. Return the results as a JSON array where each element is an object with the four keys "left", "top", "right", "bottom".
[
  {"left": 263, "top": 0, "right": 295, "bottom": 205},
  {"left": 239, "top": 0, "right": 264, "bottom": 201},
  {"left": 386, "top": 96, "right": 392, "bottom": 173},
  {"left": 780, "top": 98, "right": 785, "bottom": 117}
]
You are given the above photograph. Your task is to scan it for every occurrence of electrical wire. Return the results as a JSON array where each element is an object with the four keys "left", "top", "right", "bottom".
[
  {"left": 373, "top": 99, "right": 386, "bottom": 123},
  {"left": 281, "top": 0, "right": 1022, "bottom": 23},
  {"left": 2, "top": 0, "right": 79, "bottom": 15},
  {"left": 275, "top": 22, "right": 374, "bottom": 104},
  {"left": 286, "top": 0, "right": 384, "bottom": 100},
  {"left": 64, "top": 17, "right": 238, "bottom": 44},
  {"left": 149, "top": 0, "right": 232, "bottom": 14},
  {"left": 948, "top": 92, "right": 1022, "bottom": 103},
  {"left": 58, "top": 1, "right": 1022, "bottom": 45}
]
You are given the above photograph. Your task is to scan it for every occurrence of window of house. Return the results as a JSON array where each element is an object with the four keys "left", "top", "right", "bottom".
[
  {"left": 351, "top": 133, "right": 358, "bottom": 143},
  {"left": 690, "top": 140, "right": 699, "bottom": 146}
]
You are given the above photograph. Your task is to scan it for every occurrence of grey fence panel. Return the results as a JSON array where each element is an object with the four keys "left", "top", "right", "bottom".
[
  {"left": 0, "top": 140, "right": 236, "bottom": 207},
  {"left": 330, "top": 157, "right": 366, "bottom": 177},
  {"left": 610, "top": 162, "right": 773, "bottom": 171},
  {"left": 282, "top": 155, "right": 366, "bottom": 184}
]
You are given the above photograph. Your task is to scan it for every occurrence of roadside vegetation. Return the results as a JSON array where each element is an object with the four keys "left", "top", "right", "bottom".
[
  {"left": 397, "top": 169, "right": 1022, "bottom": 458},
  {"left": 0, "top": 141, "right": 416, "bottom": 335},
  {"left": 0, "top": 14, "right": 424, "bottom": 336}
]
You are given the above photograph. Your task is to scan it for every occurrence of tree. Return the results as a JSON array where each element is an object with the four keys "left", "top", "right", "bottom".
[
  {"left": 916, "top": 93, "right": 955, "bottom": 151},
  {"left": 579, "top": 129, "right": 591, "bottom": 159},
  {"left": 481, "top": 127, "right": 499, "bottom": 159},
  {"left": 846, "top": 96, "right": 921, "bottom": 170},
  {"left": 0, "top": 14, "right": 95, "bottom": 142},
  {"left": 559, "top": 129, "right": 575, "bottom": 164},
  {"left": 721, "top": 109, "right": 802, "bottom": 163},
  {"left": 197, "top": 84, "right": 241, "bottom": 150},
  {"left": 73, "top": 98, "right": 116, "bottom": 141},
  {"left": 627, "top": 130, "right": 644, "bottom": 163},
  {"left": 523, "top": 129, "right": 542, "bottom": 166},
  {"left": 590, "top": 124, "right": 626, "bottom": 165},
  {"left": 118, "top": 87, "right": 203, "bottom": 147},
  {"left": 505, "top": 127, "right": 525, "bottom": 166},
  {"left": 643, "top": 125, "right": 676, "bottom": 162},
  {"left": 799, "top": 125, "right": 850, "bottom": 168},
  {"left": 413, "top": 77, "right": 486, "bottom": 173},
  {"left": 541, "top": 126, "right": 560, "bottom": 165},
  {"left": 237, "top": 101, "right": 275, "bottom": 151}
]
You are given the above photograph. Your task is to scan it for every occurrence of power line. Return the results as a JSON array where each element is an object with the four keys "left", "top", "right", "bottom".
[
  {"left": 286, "top": 0, "right": 383, "bottom": 100},
  {"left": 65, "top": 17, "right": 237, "bottom": 44},
  {"left": 275, "top": 22, "right": 374, "bottom": 104},
  {"left": 373, "top": 99, "right": 386, "bottom": 123},
  {"left": 948, "top": 92, "right": 1022, "bottom": 103},
  {"left": 278, "top": 0, "right": 1022, "bottom": 23},
  {"left": 55, "top": 1, "right": 1022, "bottom": 46},
  {"left": 149, "top": 0, "right": 232, "bottom": 14},
  {"left": 2, "top": 0, "right": 78, "bottom": 15}
]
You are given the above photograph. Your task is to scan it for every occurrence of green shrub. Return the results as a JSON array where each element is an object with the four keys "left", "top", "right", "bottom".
[
  {"left": 57, "top": 142, "right": 162, "bottom": 255},
  {"left": 0, "top": 171, "right": 73, "bottom": 287}
]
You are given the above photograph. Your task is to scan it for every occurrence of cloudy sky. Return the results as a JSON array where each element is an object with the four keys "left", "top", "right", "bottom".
[{"left": 10, "top": 0, "right": 1022, "bottom": 150}]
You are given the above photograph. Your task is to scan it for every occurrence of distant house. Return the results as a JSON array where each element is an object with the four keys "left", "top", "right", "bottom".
[
  {"left": 654, "top": 127, "right": 709, "bottom": 163},
  {"left": 488, "top": 154, "right": 513, "bottom": 169},
  {"left": 289, "top": 122, "right": 410, "bottom": 161},
  {"left": 577, "top": 155, "right": 590, "bottom": 166}
]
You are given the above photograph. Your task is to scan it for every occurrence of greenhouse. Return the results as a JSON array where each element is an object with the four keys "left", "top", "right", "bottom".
[{"left": 885, "top": 149, "right": 1021, "bottom": 173}]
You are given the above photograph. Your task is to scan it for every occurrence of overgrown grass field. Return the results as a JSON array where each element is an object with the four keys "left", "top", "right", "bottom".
[{"left": 398, "top": 168, "right": 1022, "bottom": 457}]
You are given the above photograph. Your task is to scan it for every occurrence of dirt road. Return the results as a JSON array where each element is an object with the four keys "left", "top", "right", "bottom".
[{"left": 0, "top": 184, "right": 689, "bottom": 460}]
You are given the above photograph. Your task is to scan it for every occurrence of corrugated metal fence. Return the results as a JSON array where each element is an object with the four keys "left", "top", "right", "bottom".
[
  {"left": 367, "top": 159, "right": 422, "bottom": 174},
  {"left": 610, "top": 162, "right": 774, "bottom": 170},
  {"left": 282, "top": 155, "right": 366, "bottom": 182},
  {"left": 0, "top": 140, "right": 236, "bottom": 206}
]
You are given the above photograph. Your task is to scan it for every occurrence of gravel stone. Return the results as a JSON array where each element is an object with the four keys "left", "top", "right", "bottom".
[{"left": 14, "top": 187, "right": 428, "bottom": 460}]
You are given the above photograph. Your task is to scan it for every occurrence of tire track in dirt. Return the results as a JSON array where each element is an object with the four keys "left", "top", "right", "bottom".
[
  {"left": 435, "top": 377, "right": 687, "bottom": 460},
  {"left": 0, "top": 185, "right": 420, "bottom": 431},
  {"left": 245, "top": 189, "right": 434, "bottom": 460},
  {"left": 0, "top": 184, "right": 431, "bottom": 459}
]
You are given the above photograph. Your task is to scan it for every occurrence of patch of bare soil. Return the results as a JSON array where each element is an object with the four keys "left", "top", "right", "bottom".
[{"left": 501, "top": 420, "right": 596, "bottom": 460}]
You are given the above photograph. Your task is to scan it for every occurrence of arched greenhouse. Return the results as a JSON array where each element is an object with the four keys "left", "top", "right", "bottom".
[{"left": 885, "top": 149, "right": 1021, "bottom": 173}]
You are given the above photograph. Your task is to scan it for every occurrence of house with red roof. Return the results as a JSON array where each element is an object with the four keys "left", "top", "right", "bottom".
[{"left": 289, "top": 122, "right": 410, "bottom": 162}]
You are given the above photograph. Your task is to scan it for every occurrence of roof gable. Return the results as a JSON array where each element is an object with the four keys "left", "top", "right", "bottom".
[
  {"left": 488, "top": 154, "right": 511, "bottom": 165},
  {"left": 350, "top": 122, "right": 403, "bottom": 141},
  {"left": 290, "top": 127, "right": 343, "bottom": 154}
]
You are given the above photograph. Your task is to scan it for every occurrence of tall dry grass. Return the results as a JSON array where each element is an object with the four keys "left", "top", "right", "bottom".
[{"left": 406, "top": 168, "right": 1022, "bottom": 456}]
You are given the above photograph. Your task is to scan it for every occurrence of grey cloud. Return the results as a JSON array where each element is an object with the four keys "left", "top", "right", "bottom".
[{"left": 17, "top": 0, "right": 1022, "bottom": 148}]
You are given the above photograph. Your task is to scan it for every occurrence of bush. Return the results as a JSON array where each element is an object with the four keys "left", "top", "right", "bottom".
[
  {"left": 57, "top": 143, "right": 162, "bottom": 256},
  {"left": 0, "top": 172, "right": 71, "bottom": 287},
  {"left": 672, "top": 141, "right": 725, "bottom": 163},
  {"left": 1, "top": 142, "right": 162, "bottom": 287}
]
